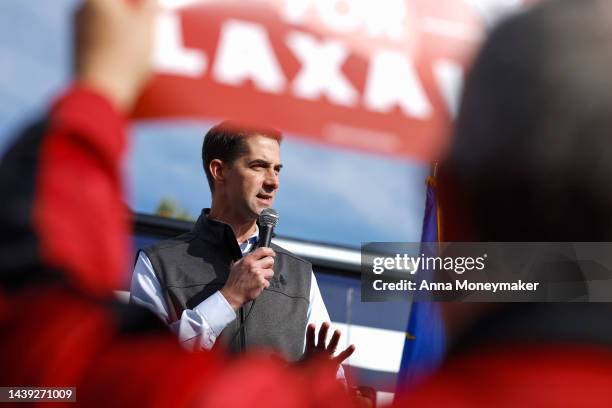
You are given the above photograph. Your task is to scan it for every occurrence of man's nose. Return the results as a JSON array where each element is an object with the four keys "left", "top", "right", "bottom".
[{"left": 264, "top": 169, "right": 279, "bottom": 190}]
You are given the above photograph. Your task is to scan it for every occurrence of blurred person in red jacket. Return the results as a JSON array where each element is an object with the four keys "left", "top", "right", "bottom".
[
  {"left": 0, "top": 0, "right": 356, "bottom": 406},
  {"left": 395, "top": 0, "right": 612, "bottom": 407}
]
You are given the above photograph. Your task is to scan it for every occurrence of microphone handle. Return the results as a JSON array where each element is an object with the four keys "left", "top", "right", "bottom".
[{"left": 258, "top": 225, "right": 274, "bottom": 248}]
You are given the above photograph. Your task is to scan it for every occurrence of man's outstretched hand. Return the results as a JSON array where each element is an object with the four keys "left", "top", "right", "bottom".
[{"left": 301, "top": 322, "right": 355, "bottom": 365}]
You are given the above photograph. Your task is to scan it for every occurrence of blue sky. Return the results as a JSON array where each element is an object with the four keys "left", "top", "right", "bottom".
[{"left": 0, "top": 0, "right": 429, "bottom": 247}]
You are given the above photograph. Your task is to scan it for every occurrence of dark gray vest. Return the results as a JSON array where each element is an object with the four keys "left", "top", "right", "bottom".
[{"left": 142, "top": 210, "right": 311, "bottom": 361}]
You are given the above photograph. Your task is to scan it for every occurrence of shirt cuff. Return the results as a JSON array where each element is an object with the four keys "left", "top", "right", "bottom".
[{"left": 194, "top": 291, "right": 236, "bottom": 337}]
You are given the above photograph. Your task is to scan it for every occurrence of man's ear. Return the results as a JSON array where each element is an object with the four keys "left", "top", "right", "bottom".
[{"left": 209, "top": 159, "right": 226, "bottom": 185}]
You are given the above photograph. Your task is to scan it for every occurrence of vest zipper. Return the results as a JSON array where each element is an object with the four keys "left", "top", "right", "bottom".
[{"left": 239, "top": 305, "right": 246, "bottom": 352}]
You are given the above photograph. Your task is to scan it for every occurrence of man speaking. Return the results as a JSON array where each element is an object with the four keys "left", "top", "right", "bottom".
[{"left": 130, "top": 122, "right": 354, "bottom": 369}]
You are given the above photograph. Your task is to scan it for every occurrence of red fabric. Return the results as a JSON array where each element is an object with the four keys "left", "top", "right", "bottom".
[
  {"left": 0, "top": 287, "right": 353, "bottom": 408},
  {"left": 200, "top": 355, "right": 352, "bottom": 408},
  {"left": 0, "top": 286, "right": 118, "bottom": 388},
  {"left": 33, "top": 86, "right": 130, "bottom": 296},
  {"left": 77, "top": 333, "right": 224, "bottom": 407},
  {"left": 0, "top": 285, "right": 224, "bottom": 407},
  {"left": 394, "top": 344, "right": 612, "bottom": 408}
]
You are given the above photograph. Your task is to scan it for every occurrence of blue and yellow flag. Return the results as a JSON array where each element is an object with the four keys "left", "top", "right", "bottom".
[{"left": 396, "top": 168, "right": 446, "bottom": 389}]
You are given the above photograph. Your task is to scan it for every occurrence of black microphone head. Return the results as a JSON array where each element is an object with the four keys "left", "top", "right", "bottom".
[{"left": 259, "top": 208, "right": 279, "bottom": 228}]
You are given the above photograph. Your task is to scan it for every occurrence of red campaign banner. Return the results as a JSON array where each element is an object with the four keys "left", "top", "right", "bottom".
[{"left": 133, "top": 0, "right": 488, "bottom": 160}]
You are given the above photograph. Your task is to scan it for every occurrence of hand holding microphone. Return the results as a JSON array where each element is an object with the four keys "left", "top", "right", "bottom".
[
  {"left": 220, "top": 247, "right": 275, "bottom": 310},
  {"left": 220, "top": 209, "right": 279, "bottom": 310}
]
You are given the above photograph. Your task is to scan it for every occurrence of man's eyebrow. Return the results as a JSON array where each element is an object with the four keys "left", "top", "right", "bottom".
[
  {"left": 248, "top": 159, "right": 269, "bottom": 166},
  {"left": 248, "top": 159, "right": 283, "bottom": 169}
]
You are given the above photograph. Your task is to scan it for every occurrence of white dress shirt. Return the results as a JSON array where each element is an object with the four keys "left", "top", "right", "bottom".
[{"left": 129, "top": 229, "right": 334, "bottom": 352}]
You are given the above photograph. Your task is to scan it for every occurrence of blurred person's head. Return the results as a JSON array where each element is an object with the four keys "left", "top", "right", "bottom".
[
  {"left": 439, "top": 0, "right": 612, "bottom": 243},
  {"left": 203, "top": 121, "right": 283, "bottom": 223},
  {"left": 437, "top": 0, "right": 612, "bottom": 341}
]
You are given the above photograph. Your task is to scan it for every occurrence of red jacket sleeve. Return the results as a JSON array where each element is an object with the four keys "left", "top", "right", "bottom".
[{"left": 32, "top": 85, "right": 130, "bottom": 296}]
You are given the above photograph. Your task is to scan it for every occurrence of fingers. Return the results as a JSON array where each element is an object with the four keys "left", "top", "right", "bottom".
[
  {"left": 248, "top": 248, "right": 275, "bottom": 272},
  {"left": 140, "top": 0, "right": 159, "bottom": 12},
  {"left": 75, "top": 0, "right": 156, "bottom": 111},
  {"left": 327, "top": 329, "right": 341, "bottom": 353},
  {"left": 260, "top": 267, "right": 274, "bottom": 281},
  {"left": 317, "top": 322, "right": 330, "bottom": 349},
  {"left": 249, "top": 258, "right": 274, "bottom": 281},
  {"left": 333, "top": 344, "right": 356, "bottom": 365},
  {"left": 255, "top": 256, "right": 275, "bottom": 270},
  {"left": 251, "top": 247, "right": 275, "bottom": 259},
  {"left": 306, "top": 323, "right": 316, "bottom": 349},
  {"left": 301, "top": 324, "right": 354, "bottom": 366}
]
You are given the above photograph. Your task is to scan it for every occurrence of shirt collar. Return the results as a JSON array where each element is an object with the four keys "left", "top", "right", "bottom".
[{"left": 239, "top": 225, "right": 259, "bottom": 255}]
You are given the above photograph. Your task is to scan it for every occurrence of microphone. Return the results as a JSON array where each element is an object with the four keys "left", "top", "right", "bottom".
[{"left": 257, "top": 208, "right": 279, "bottom": 248}]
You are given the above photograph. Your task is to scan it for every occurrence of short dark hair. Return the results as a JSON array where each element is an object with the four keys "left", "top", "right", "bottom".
[
  {"left": 202, "top": 121, "right": 282, "bottom": 192},
  {"left": 440, "top": 0, "right": 612, "bottom": 241}
]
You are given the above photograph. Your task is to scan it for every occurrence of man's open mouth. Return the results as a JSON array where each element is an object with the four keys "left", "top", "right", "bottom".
[{"left": 256, "top": 194, "right": 272, "bottom": 201}]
